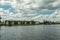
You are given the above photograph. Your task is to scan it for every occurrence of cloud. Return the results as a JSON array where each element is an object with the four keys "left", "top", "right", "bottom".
[
  {"left": 0, "top": 8, "right": 60, "bottom": 22},
  {"left": 10, "top": 0, "right": 60, "bottom": 18},
  {"left": 33, "top": 9, "right": 60, "bottom": 22},
  {"left": 52, "top": 0, "right": 60, "bottom": 8},
  {"left": 0, "top": 8, "right": 14, "bottom": 21},
  {"left": 0, "top": 0, "right": 60, "bottom": 10},
  {"left": 12, "top": 0, "right": 59, "bottom": 10},
  {"left": 50, "top": 10, "right": 60, "bottom": 22},
  {"left": 1, "top": 0, "right": 60, "bottom": 12},
  {"left": 0, "top": 0, "right": 60, "bottom": 22}
]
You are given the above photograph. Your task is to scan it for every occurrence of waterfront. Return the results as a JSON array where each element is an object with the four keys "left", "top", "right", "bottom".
[{"left": 0, "top": 25, "right": 60, "bottom": 40}]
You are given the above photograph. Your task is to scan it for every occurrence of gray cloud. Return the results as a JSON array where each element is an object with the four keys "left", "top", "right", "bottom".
[
  {"left": 0, "top": 0, "right": 60, "bottom": 22},
  {"left": 14, "top": 0, "right": 59, "bottom": 11}
]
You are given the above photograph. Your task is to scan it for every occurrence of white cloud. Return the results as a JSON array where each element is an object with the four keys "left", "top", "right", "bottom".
[
  {"left": 52, "top": 0, "right": 60, "bottom": 7},
  {"left": 0, "top": 0, "right": 60, "bottom": 22}
]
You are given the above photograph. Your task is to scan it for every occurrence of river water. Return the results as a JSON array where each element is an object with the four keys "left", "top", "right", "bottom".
[{"left": 0, "top": 25, "right": 60, "bottom": 40}]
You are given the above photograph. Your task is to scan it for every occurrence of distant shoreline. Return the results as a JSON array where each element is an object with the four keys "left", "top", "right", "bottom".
[
  {"left": 0, "top": 23, "right": 60, "bottom": 26},
  {"left": 0, "top": 20, "right": 60, "bottom": 26}
]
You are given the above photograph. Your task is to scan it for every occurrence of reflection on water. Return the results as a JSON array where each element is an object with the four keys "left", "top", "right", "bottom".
[{"left": 0, "top": 25, "right": 60, "bottom": 40}]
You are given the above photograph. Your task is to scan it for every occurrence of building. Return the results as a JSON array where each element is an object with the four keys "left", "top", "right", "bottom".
[{"left": 4, "top": 20, "right": 40, "bottom": 25}]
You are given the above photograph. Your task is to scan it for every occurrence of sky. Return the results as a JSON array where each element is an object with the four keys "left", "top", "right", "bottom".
[{"left": 0, "top": 0, "right": 60, "bottom": 22}]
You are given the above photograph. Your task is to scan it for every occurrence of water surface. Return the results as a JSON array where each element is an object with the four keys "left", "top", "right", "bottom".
[{"left": 0, "top": 25, "right": 60, "bottom": 40}]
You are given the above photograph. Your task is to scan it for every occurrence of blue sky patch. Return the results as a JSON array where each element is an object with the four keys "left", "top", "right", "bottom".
[{"left": 0, "top": 4, "right": 54, "bottom": 15}]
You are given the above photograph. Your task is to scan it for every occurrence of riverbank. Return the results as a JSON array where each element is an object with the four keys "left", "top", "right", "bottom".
[
  {"left": 0, "top": 20, "right": 60, "bottom": 26},
  {"left": 0, "top": 23, "right": 60, "bottom": 26}
]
